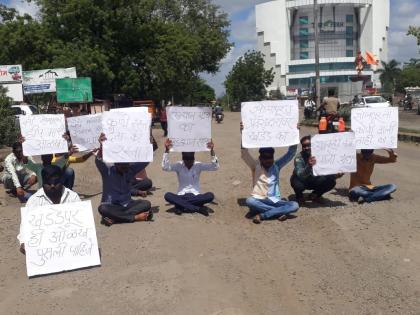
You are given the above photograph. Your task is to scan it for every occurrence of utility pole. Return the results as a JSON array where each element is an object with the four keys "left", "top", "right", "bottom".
[{"left": 313, "top": 0, "right": 321, "bottom": 108}]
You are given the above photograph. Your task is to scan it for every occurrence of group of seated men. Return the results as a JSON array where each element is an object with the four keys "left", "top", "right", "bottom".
[{"left": 1, "top": 122, "right": 398, "bottom": 253}]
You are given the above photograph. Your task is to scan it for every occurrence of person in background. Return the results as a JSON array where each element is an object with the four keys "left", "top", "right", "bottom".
[
  {"left": 96, "top": 133, "right": 154, "bottom": 226},
  {"left": 1, "top": 142, "right": 36, "bottom": 202},
  {"left": 349, "top": 149, "right": 397, "bottom": 203},
  {"left": 131, "top": 169, "right": 153, "bottom": 197},
  {"left": 240, "top": 122, "right": 299, "bottom": 224},
  {"left": 17, "top": 165, "right": 81, "bottom": 254},
  {"left": 319, "top": 89, "right": 340, "bottom": 116},
  {"left": 162, "top": 139, "right": 219, "bottom": 216},
  {"left": 290, "top": 135, "right": 341, "bottom": 206},
  {"left": 160, "top": 104, "right": 168, "bottom": 137}
]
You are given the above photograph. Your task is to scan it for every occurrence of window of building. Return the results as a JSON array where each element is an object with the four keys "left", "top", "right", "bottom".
[
  {"left": 346, "top": 15, "right": 353, "bottom": 23},
  {"left": 300, "top": 39, "right": 309, "bottom": 48},
  {"left": 300, "top": 51, "right": 309, "bottom": 60},
  {"left": 299, "top": 16, "right": 309, "bottom": 25},
  {"left": 346, "top": 50, "right": 354, "bottom": 57},
  {"left": 346, "top": 26, "right": 353, "bottom": 35},
  {"left": 299, "top": 28, "right": 309, "bottom": 36},
  {"left": 346, "top": 38, "right": 353, "bottom": 47}
]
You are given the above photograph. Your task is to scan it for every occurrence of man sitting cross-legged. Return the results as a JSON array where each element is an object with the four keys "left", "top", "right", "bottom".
[
  {"left": 162, "top": 139, "right": 219, "bottom": 216},
  {"left": 240, "top": 122, "right": 299, "bottom": 224},
  {"left": 96, "top": 133, "right": 154, "bottom": 226}
]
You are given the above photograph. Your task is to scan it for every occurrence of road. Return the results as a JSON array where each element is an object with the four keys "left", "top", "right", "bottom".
[{"left": 1, "top": 112, "right": 420, "bottom": 315}]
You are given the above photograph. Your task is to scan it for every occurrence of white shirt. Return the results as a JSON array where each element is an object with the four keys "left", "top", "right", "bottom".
[
  {"left": 1, "top": 153, "right": 35, "bottom": 188},
  {"left": 17, "top": 187, "right": 81, "bottom": 244},
  {"left": 162, "top": 152, "right": 219, "bottom": 195}
]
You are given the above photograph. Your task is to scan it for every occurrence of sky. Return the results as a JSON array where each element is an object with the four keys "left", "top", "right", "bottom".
[{"left": 2, "top": 0, "right": 419, "bottom": 96}]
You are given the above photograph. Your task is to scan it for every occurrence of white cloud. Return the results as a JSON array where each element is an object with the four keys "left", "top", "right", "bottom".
[{"left": 7, "top": 0, "right": 39, "bottom": 17}]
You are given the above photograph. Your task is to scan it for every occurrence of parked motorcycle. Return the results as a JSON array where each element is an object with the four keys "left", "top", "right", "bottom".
[
  {"left": 403, "top": 99, "right": 413, "bottom": 111},
  {"left": 216, "top": 113, "right": 224, "bottom": 123}
]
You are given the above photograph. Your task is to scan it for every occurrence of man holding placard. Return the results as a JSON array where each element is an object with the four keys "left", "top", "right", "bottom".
[
  {"left": 349, "top": 149, "right": 397, "bottom": 203},
  {"left": 162, "top": 139, "right": 219, "bottom": 216},
  {"left": 240, "top": 122, "right": 299, "bottom": 224}
]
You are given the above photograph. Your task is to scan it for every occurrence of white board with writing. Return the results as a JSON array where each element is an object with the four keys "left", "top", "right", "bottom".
[
  {"left": 167, "top": 106, "right": 212, "bottom": 152},
  {"left": 102, "top": 111, "right": 153, "bottom": 162},
  {"left": 110, "top": 107, "right": 149, "bottom": 113},
  {"left": 22, "top": 200, "right": 101, "bottom": 277},
  {"left": 351, "top": 107, "right": 398, "bottom": 149},
  {"left": 20, "top": 114, "right": 68, "bottom": 156},
  {"left": 67, "top": 114, "right": 102, "bottom": 151},
  {"left": 241, "top": 100, "right": 299, "bottom": 148},
  {"left": 312, "top": 132, "right": 357, "bottom": 176}
]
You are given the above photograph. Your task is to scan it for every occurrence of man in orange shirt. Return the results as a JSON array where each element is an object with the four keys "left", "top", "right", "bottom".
[{"left": 349, "top": 149, "right": 397, "bottom": 203}]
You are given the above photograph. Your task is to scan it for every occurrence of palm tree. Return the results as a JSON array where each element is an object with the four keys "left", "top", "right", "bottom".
[{"left": 377, "top": 60, "right": 401, "bottom": 94}]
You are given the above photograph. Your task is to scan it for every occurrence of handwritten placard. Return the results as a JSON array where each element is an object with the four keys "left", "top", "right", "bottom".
[
  {"left": 67, "top": 114, "right": 102, "bottom": 151},
  {"left": 312, "top": 132, "right": 356, "bottom": 176},
  {"left": 20, "top": 114, "right": 68, "bottom": 156},
  {"left": 351, "top": 107, "right": 398, "bottom": 149},
  {"left": 241, "top": 100, "right": 299, "bottom": 148},
  {"left": 110, "top": 107, "right": 149, "bottom": 113},
  {"left": 102, "top": 111, "right": 153, "bottom": 162},
  {"left": 22, "top": 200, "right": 101, "bottom": 277},
  {"left": 167, "top": 106, "right": 212, "bottom": 152}
]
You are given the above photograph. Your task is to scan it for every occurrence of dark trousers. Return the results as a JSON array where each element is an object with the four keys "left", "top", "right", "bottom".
[
  {"left": 161, "top": 121, "right": 168, "bottom": 136},
  {"left": 164, "top": 192, "right": 214, "bottom": 212},
  {"left": 290, "top": 175, "right": 336, "bottom": 199},
  {"left": 130, "top": 178, "right": 153, "bottom": 196},
  {"left": 98, "top": 199, "right": 151, "bottom": 223},
  {"left": 63, "top": 167, "right": 75, "bottom": 190}
]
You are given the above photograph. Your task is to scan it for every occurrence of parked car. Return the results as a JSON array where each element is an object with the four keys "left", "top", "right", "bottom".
[
  {"left": 11, "top": 104, "right": 38, "bottom": 117},
  {"left": 353, "top": 96, "right": 391, "bottom": 108}
]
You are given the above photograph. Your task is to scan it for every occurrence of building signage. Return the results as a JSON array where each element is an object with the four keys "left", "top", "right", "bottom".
[
  {"left": 0, "top": 65, "right": 23, "bottom": 83},
  {"left": 56, "top": 77, "right": 93, "bottom": 103},
  {"left": 23, "top": 67, "right": 77, "bottom": 94}
]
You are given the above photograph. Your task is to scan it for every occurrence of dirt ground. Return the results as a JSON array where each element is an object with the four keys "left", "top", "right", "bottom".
[{"left": 1, "top": 112, "right": 420, "bottom": 315}]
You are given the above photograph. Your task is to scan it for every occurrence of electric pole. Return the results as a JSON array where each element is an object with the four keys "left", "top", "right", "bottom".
[{"left": 313, "top": 0, "right": 321, "bottom": 108}]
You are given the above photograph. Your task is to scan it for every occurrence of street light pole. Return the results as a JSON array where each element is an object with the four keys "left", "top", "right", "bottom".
[{"left": 313, "top": 0, "right": 321, "bottom": 108}]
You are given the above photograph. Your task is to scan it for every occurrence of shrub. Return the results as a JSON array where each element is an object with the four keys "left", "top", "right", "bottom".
[{"left": 0, "top": 86, "right": 20, "bottom": 148}]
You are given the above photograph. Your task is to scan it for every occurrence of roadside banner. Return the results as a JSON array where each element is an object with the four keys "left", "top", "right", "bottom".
[
  {"left": 312, "top": 132, "right": 357, "bottom": 176},
  {"left": 20, "top": 114, "right": 68, "bottom": 156},
  {"left": 241, "top": 100, "right": 299, "bottom": 148},
  {"left": 67, "top": 114, "right": 102, "bottom": 151},
  {"left": 102, "top": 111, "right": 153, "bottom": 162},
  {"left": 167, "top": 106, "right": 212, "bottom": 152},
  {"left": 23, "top": 67, "right": 77, "bottom": 94},
  {"left": 22, "top": 200, "right": 101, "bottom": 277},
  {"left": 0, "top": 64, "right": 22, "bottom": 83},
  {"left": 56, "top": 77, "right": 93, "bottom": 103},
  {"left": 351, "top": 107, "right": 398, "bottom": 149}
]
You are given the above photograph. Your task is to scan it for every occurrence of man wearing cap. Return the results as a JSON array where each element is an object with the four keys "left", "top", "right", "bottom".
[
  {"left": 240, "top": 122, "right": 299, "bottom": 224},
  {"left": 162, "top": 138, "right": 219, "bottom": 216}
]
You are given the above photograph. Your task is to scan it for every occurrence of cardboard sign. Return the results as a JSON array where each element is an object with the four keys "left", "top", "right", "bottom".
[
  {"left": 56, "top": 78, "right": 93, "bottom": 103},
  {"left": 102, "top": 111, "right": 153, "bottom": 162},
  {"left": 312, "top": 132, "right": 357, "bottom": 176},
  {"left": 241, "top": 100, "right": 299, "bottom": 148},
  {"left": 22, "top": 200, "right": 101, "bottom": 277},
  {"left": 351, "top": 107, "right": 398, "bottom": 149},
  {"left": 67, "top": 114, "right": 102, "bottom": 151},
  {"left": 23, "top": 67, "right": 77, "bottom": 94},
  {"left": 167, "top": 106, "right": 212, "bottom": 152},
  {"left": 20, "top": 114, "right": 68, "bottom": 156}
]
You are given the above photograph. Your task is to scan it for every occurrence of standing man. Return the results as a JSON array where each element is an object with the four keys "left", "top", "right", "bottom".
[
  {"left": 162, "top": 139, "right": 219, "bottom": 216},
  {"left": 290, "top": 135, "right": 340, "bottom": 205},
  {"left": 1, "top": 142, "right": 36, "bottom": 202},
  {"left": 95, "top": 133, "right": 153, "bottom": 226},
  {"left": 349, "top": 149, "right": 397, "bottom": 203},
  {"left": 160, "top": 104, "right": 168, "bottom": 137},
  {"left": 240, "top": 123, "right": 299, "bottom": 224}
]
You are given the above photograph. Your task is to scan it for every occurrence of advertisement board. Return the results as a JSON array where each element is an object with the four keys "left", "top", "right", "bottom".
[
  {"left": 23, "top": 67, "right": 77, "bottom": 94},
  {"left": 56, "top": 77, "right": 93, "bottom": 103},
  {"left": 0, "top": 65, "right": 23, "bottom": 83}
]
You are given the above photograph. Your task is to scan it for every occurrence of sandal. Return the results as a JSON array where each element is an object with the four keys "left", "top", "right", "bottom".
[
  {"left": 252, "top": 214, "right": 261, "bottom": 224},
  {"left": 101, "top": 217, "right": 114, "bottom": 227}
]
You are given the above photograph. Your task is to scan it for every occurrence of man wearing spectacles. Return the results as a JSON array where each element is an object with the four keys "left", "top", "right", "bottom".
[
  {"left": 162, "top": 139, "right": 219, "bottom": 216},
  {"left": 290, "top": 135, "right": 339, "bottom": 206}
]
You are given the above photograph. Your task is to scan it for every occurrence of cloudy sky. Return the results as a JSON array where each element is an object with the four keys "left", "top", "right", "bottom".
[{"left": 2, "top": 0, "right": 419, "bottom": 96}]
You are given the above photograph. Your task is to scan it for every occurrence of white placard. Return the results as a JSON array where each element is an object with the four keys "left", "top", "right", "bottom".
[
  {"left": 241, "top": 100, "right": 299, "bottom": 148},
  {"left": 110, "top": 107, "right": 149, "bottom": 113},
  {"left": 312, "top": 132, "right": 357, "bottom": 176},
  {"left": 102, "top": 111, "right": 153, "bottom": 162},
  {"left": 20, "top": 114, "right": 68, "bottom": 156},
  {"left": 351, "top": 107, "right": 398, "bottom": 149},
  {"left": 22, "top": 67, "right": 77, "bottom": 94},
  {"left": 167, "top": 106, "right": 212, "bottom": 152},
  {"left": 67, "top": 114, "right": 102, "bottom": 151},
  {"left": 22, "top": 200, "right": 101, "bottom": 277}
]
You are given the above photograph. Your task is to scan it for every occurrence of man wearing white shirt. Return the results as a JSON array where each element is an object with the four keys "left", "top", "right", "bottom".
[
  {"left": 162, "top": 139, "right": 219, "bottom": 216},
  {"left": 18, "top": 165, "right": 81, "bottom": 254}
]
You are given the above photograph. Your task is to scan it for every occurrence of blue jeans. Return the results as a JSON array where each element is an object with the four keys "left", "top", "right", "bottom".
[
  {"left": 350, "top": 184, "right": 397, "bottom": 203},
  {"left": 246, "top": 197, "right": 299, "bottom": 220},
  {"left": 62, "top": 167, "right": 75, "bottom": 189}
]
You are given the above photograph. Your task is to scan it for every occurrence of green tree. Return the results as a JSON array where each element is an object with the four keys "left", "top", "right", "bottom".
[
  {"left": 0, "top": 86, "right": 20, "bottom": 147},
  {"left": 224, "top": 50, "right": 274, "bottom": 104},
  {"left": 396, "top": 64, "right": 420, "bottom": 93},
  {"left": 407, "top": 26, "right": 420, "bottom": 45},
  {"left": 187, "top": 79, "right": 215, "bottom": 105},
  {"left": 377, "top": 60, "right": 401, "bottom": 94}
]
